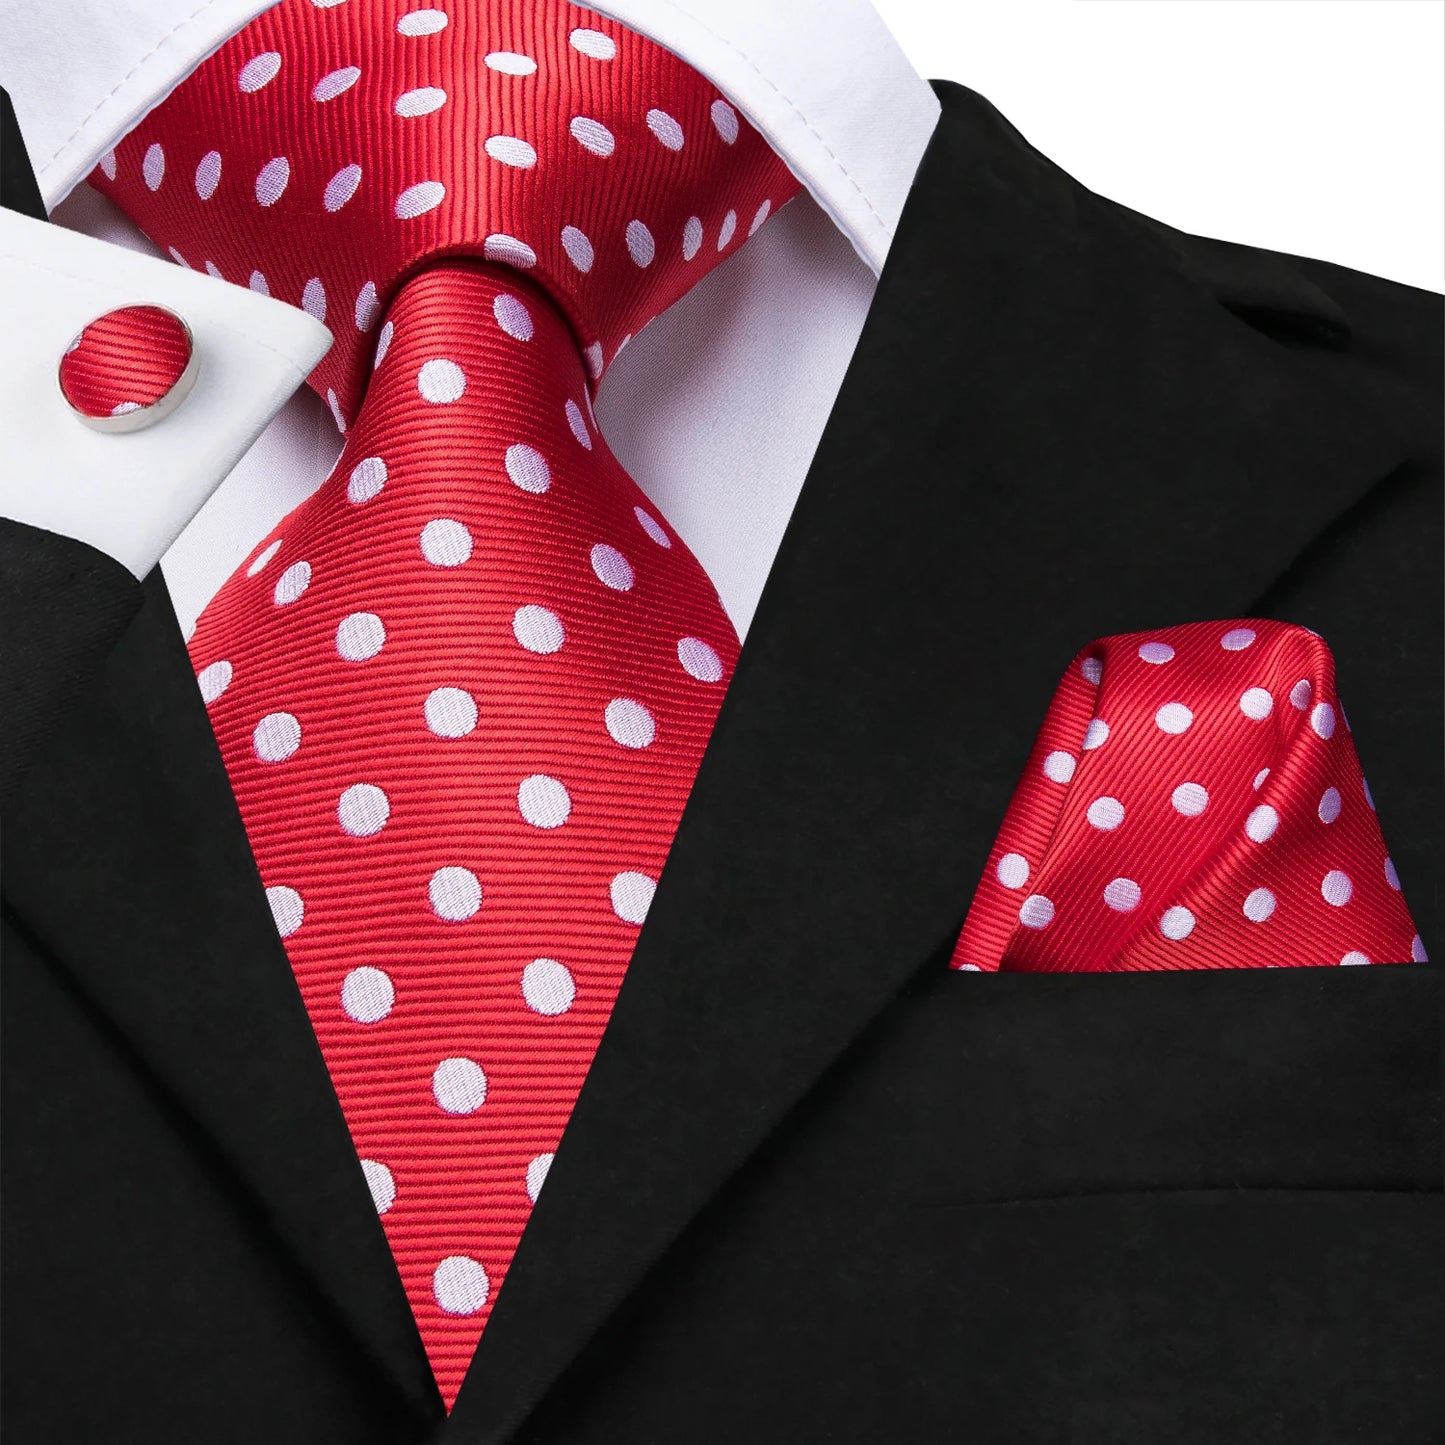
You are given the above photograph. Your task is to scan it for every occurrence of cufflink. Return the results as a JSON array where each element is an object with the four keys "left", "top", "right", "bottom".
[{"left": 58, "top": 304, "right": 198, "bottom": 433}]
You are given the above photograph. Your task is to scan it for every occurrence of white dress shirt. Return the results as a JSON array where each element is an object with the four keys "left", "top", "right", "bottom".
[{"left": 0, "top": 0, "right": 938, "bottom": 636}]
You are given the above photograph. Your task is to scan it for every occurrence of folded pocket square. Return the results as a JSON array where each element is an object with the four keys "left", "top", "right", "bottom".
[{"left": 954, "top": 620, "right": 1425, "bottom": 972}]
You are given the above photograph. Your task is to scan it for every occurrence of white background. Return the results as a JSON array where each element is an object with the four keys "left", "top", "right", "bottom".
[{"left": 871, "top": 0, "right": 1444, "bottom": 292}]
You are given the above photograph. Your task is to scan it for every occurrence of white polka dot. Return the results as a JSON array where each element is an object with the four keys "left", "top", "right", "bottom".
[
  {"left": 360, "top": 1159, "right": 395, "bottom": 1213},
  {"left": 394, "top": 179, "right": 445, "bottom": 217},
  {"left": 485, "top": 134, "right": 537, "bottom": 168},
  {"left": 338, "top": 783, "right": 389, "bottom": 837},
  {"left": 678, "top": 637, "right": 724, "bottom": 682},
  {"left": 419, "top": 519, "right": 472, "bottom": 567},
  {"left": 430, "top": 1063, "right": 488, "bottom": 1115},
  {"left": 1339, "top": 951, "right": 1371, "bottom": 967},
  {"left": 1080, "top": 656, "right": 1104, "bottom": 684},
  {"left": 1245, "top": 804, "right": 1279, "bottom": 843},
  {"left": 1159, "top": 905, "right": 1196, "bottom": 940},
  {"left": 98, "top": 149, "right": 116, "bottom": 181},
  {"left": 610, "top": 869, "right": 657, "bottom": 925},
  {"left": 1239, "top": 687, "right": 1273, "bottom": 721},
  {"left": 273, "top": 560, "right": 311, "bottom": 605},
  {"left": 255, "top": 156, "right": 290, "bottom": 206},
  {"left": 374, "top": 320, "right": 394, "bottom": 366},
  {"left": 1081, "top": 718, "right": 1109, "bottom": 751},
  {"left": 625, "top": 219, "right": 656, "bottom": 267},
  {"left": 513, "top": 605, "right": 565, "bottom": 654},
  {"left": 336, "top": 612, "right": 385, "bottom": 661},
  {"left": 485, "top": 50, "right": 536, "bottom": 75},
  {"left": 254, "top": 712, "right": 301, "bottom": 762},
  {"left": 565, "top": 398, "right": 592, "bottom": 449},
  {"left": 711, "top": 99, "right": 739, "bottom": 143},
  {"left": 417, "top": 358, "right": 465, "bottom": 403},
  {"left": 424, "top": 686, "right": 478, "bottom": 738},
  {"left": 518, "top": 774, "right": 571, "bottom": 828},
  {"left": 605, "top": 697, "right": 656, "bottom": 749},
  {"left": 1221, "top": 627, "right": 1256, "bottom": 651},
  {"left": 354, "top": 281, "right": 380, "bottom": 331},
  {"left": 1171, "top": 782, "right": 1209, "bottom": 817},
  {"left": 1253, "top": 767, "right": 1270, "bottom": 790},
  {"left": 341, "top": 965, "right": 394, "bottom": 1022},
  {"left": 589, "top": 543, "right": 634, "bottom": 591},
  {"left": 1362, "top": 777, "right": 1375, "bottom": 810},
  {"left": 1155, "top": 702, "right": 1193, "bottom": 734},
  {"left": 247, "top": 539, "right": 282, "bottom": 575},
  {"left": 625, "top": 511, "right": 669, "bottom": 553},
  {"left": 429, "top": 867, "right": 481, "bottom": 921},
  {"left": 1087, "top": 796, "right": 1125, "bottom": 831},
  {"left": 238, "top": 51, "right": 282, "bottom": 91},
  {"left": 996, "top": 853, "right": 1029, "bottom": 889},
  {"left": 1103, "top": 877, "right": 1141, "bottom": 912},
  {"left": 1310, "top": 702, "right": 1336, "bottom": 739},
  {"left": 1411, "top": 935, "right": 1429, "bottom": 962},
  {"left": 395, "top": 86, "right": 446, "bottom": 117},
  {"left": 266, "top": 885, "right": 304, "bottom": 937},
  {"left": 525, "top": 1153, "right": 553, "bottom": 1202},
  {"left": 249, "top": 269, "right": 270, "bottom": 296},
  {"left": 326, "top": 389, "right": 347, "bottom": 433},
  {"left": 1138, "top": 641, "right": 1174, "bottom": 664},
  {"left": 142, "top": 143, "right": 165, "bottom": 191},
  {"left": 749, "top": 199, "right": 771, "bottom": 236},
  {"left": 313, "top": 65, "right": 361, "bottom": 101},
  {"left": 1289, "top": 678, "right": 1312, "bottom": 711},
  {"left": 197, "top": 660, "right": 233, "bottom": 704},
  {"left": 717, "top": 209, "right": 738, "bottom": 249},
  {"left": 583, "top": 342, "right": 604, "bottom": 379},
  {"left": 301, "top": 277, "right": 327, "bottom": 322},
  {"left": 681, "top": 215, "right": 704, "bottom": 261},
  {"left": 522, "top": 958, "right": 575, "bottom": 1016},
  {"left": 1321, "top": 869, "right": 1353, "bottom": 906},
  {"left": 499, "top": 443, "right": 549, "bottom": 494},
  {"left": 166, "top": 246, "right": 190, "bottom": 268},
  {"left": 484, "top": 233, "right": 536, "bottom": 268},
  {"left": 1243, "top": 887, "right": 1276, "bottom": 922},
  {"left": 1042, "top": 751, "right": 1076, "bottom": 784},
  {"left": 561, "top": 225, "right": 595, "bottom": 272},
  {"left": 569, "top": 27, "right": 616, "bottom": 59},
  {"left": 493, "top": 294, "right": 533, "bottom": 340},
  {"left": 1317, "top": 786, "right": 1342, "bottom": 824},
  {"left": 397, "top": 9, "right": 448, "bottom": 35},
  {"left": 433, "top": 1255, "right": 488, "bottom": 1313},
  {"left": 646, "top": 108, "right": 684, "bottom": 150},
  {"left": 569, "top": 116, "right": 615, "bottom": 157},
  {"left": 323, "top": 163, "right": 362, "bottom": 212},
  {"left": 345, "top": 455, "right": 387, "bottom": 504},
  {"left": 194, "top": 149, "right": 222, "bottom": 200},
  {"left": 1384, "top": 857, "right": 1401, "bottom": 890},
  {"left": 1018, "top": 894, "right": 1055, "bottom": 930}
]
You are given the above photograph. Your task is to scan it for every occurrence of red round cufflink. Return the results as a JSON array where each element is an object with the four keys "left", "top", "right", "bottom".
[{"left": 59, "top": 304, "right": 198, "bottom": 433}]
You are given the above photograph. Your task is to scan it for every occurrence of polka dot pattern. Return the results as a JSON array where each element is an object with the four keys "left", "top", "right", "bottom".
[
  {"left": 952, "top": 620, "right": 1421, "bottom": 974},
  {"left": 98, "top": 0, "right": 797, "bottom": 1403},
  {"left": 100, "top": 0, "right": 798, "bottom": 1407}
]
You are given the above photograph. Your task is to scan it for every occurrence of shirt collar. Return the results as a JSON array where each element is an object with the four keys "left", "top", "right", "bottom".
[{"left": 3, "top": 0, "right": 937, "bottom": 275}]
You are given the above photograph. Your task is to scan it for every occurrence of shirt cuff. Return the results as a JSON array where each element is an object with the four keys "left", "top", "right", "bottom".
[{"left": 0, "top": 209, "right": 331, "bottom": 580}]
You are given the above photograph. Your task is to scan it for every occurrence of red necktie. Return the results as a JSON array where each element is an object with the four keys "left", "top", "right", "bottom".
[
  {"left": 954, "top": 619, "right": 1424, "bottom": 972},
  {"left": 91, "top": 0, "right": 799, "bottom": 1404}
]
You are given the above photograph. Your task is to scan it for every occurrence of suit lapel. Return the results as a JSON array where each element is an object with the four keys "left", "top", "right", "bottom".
[
  {"left": 447, "top": 82, "right": 1403, "bottom": 1442},
  {"left": 1, "top": 570, "right": 441, "bottom": 1421}
]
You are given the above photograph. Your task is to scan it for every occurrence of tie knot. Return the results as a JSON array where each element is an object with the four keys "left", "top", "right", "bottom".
[{"left": 91, "top": 0, "right": 800, "bottom": 424}]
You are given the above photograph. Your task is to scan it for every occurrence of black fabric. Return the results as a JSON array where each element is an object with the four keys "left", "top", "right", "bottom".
[
  {"left": 2, "top": 81, "right": 1440, "bottom": 1444},
  {"left": 1, "top": 86, "right": 47, "bottom": 220}
]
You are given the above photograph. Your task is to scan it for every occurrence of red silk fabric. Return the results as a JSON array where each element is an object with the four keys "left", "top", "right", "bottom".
[
  {"left": 94, "top": 0, "right": 797, "bottom": 1407},
  {"left": 59, "top": 305, "right": 191, "bottom": 418},
  {"left": 953, "top": 620, "right": 1424, "bottom": 972}
]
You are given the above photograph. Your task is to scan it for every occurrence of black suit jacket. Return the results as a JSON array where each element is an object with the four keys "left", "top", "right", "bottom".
[{"left": 3, "top": 82, "right": 1441, "bottom": 1443}]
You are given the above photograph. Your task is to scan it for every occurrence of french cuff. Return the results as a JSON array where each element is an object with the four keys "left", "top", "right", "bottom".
[{"left": 0, "top": 209, "right": 331, "bottom": 580}]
